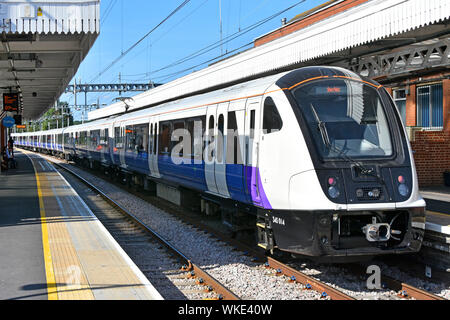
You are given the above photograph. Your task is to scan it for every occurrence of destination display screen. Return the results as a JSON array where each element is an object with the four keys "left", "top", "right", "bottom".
[{"left": 3, "top": 93, "right": 19, "bottom": 112}]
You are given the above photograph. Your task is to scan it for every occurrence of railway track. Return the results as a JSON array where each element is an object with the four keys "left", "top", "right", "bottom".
[
  {"left": 28, "top": 150, "right": 447, "bottom": 300},
  {"left": 51, "top": 157, "right": 239, "bottom": 300}
]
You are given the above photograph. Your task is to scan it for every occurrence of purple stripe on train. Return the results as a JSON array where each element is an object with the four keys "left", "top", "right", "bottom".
[{"left": 246, "top": 166, "right": 272, "bottom": 210}]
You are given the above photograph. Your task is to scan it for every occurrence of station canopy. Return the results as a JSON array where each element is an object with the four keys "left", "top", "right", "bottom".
[{"left": 0, "top": 0, "right": 99, "bottom": 120}]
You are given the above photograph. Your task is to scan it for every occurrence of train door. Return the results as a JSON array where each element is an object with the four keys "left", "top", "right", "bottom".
[
  {"left": 226, "top": 100, "right": 246, "bottom": 198},
  {"left": 244, "top": 97, "right": 263, "bottom": 205},
  {"left": 205, "top": 105, "right": 219, "bottom": 194},
  {"left": 148, "top": 117, "right": 160, "bottom": 178},
  {"left": 107, "top": 123, "right": 114, "bottom": 163},
  {"left": 100, "top": 128, "right": 108, "bottom": 164},
  {"left": 119, "top": 124, "right": 126, "bottom": 168},
  {"left": 215, "top": 102, "right": 230, "bottom": 197}
]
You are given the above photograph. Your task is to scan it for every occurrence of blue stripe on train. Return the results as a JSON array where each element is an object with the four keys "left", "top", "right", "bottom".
[{"left": 75, "top": 147, "right": 272, "bottom": 209}]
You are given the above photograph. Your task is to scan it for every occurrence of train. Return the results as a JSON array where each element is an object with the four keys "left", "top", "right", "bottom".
[{"left": 13, "top": 66, "right": 426, "bottom": 260}]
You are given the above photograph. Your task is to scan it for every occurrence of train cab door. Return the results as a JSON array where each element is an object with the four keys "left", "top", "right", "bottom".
[
  {"left": 205, "top": 105, "right": 219, "bottom": 195},
  {"left": 244, "top": 97, "right": 263, "bottom": 206},
  {"left": 148, "top": 117, "right": 161, "bottom": 178}
]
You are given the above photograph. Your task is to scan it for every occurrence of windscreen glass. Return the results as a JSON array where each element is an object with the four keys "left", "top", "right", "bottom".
[{"left": 292, "top": 79, "right": 393, "bottom": 159}]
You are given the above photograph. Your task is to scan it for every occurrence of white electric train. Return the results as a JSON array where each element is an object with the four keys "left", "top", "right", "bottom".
[{"left": 13, "top": 66, "right": 426, "bottom": 259}]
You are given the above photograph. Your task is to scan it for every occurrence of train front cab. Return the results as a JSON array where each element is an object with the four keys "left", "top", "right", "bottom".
[{"left": 258, "top": 67, "right": 425, "bottom": 259}]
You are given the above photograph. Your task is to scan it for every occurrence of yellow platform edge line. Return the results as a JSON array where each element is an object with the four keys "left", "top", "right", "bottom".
[{"left": 31, "top": 158, "right": 58, "bottom": 300}]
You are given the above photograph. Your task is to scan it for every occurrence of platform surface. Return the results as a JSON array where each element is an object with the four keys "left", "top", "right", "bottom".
[{"left": 0, "top": 150, "right": 162, "bottom": 300}]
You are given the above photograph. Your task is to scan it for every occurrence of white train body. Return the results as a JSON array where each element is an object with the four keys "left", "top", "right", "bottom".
[{"left": 14, "top": 66, "right": 426, "bottom": 258}]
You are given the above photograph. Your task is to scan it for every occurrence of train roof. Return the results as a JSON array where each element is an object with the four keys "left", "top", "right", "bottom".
[
  {"left": 13, "top": 66, "right": 382, "bottom": 135},
  {"left": 106, "top": 71, "right": 288, "bottom": 125}
]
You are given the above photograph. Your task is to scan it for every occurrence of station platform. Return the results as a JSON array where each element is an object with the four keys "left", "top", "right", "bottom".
[
  {"left": 420, "top": 187, "right": 450, "bottom": 236},
  {"left": 0, "top": 150, "right": 163, "bottom": 300}
]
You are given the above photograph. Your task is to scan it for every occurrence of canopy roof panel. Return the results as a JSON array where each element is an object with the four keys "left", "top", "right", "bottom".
[{"left": 0, "top": 0, "right": 99, "bottom": 120}]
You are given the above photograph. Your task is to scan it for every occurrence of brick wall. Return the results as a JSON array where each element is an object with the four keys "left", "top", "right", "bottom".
[{"left": 411, "top": 131, "right": 450, "bottom": 186}]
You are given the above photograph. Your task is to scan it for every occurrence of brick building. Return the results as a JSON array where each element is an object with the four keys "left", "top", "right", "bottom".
[{"left": 254, "top": 0, "right": 450, "bottom": 186}]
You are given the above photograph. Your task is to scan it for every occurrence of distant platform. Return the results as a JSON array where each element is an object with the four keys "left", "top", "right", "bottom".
[{"left": 0, "top": 150, "right": 163, "bottom": 300}]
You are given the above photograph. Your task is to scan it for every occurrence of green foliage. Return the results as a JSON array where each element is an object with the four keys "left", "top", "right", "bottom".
[{"left": 28, "top": 101, "right": 73, "bottom": 131}]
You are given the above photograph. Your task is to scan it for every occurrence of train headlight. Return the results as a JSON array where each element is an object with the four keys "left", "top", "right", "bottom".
[
  {"left": 327, "top": 177, "right": 340, "bottom": 199},
  {"left": 328, "top": 186, "right": 340, "bottom": 198},
  {"left": 397, "top": 175, "right": 409, "bottom": 196},
  {"left": 398, "top": 183, "right": 409, "bottom": 196}
]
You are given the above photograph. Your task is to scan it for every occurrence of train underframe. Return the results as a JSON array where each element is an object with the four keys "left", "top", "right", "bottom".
[{"left": 25, "top": 147, "right": 425, "bottom": 261}]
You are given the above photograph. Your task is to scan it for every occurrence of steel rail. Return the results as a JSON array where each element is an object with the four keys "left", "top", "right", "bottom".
[
  {"left": 266, "top": 257, "right": 355, "bottom": 300},
  {"left": 50, "top": 159, "right": 240, "bottom": 301}
]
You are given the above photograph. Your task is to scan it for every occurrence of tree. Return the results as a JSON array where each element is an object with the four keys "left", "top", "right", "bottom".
[{"left": 30, "top": 101, "right": 73, "bottom": 131}]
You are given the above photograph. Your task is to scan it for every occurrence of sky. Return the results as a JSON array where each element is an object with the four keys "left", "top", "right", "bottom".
[{"left": 61, "top": 0, "right": 330, "bottom": 121}]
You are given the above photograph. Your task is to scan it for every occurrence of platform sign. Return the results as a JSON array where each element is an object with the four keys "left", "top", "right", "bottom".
[
  {"left": 3, "top": 93, "right": 19, "bottom": 112},
  {"left": 2, "top": 116, "right": 15, "bottom": 128},
  {"left": 16, "top": 125, "right": 26, "bottom": 129}
]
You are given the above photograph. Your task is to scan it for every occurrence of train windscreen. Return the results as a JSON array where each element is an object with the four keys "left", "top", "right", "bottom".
[{"left": 292, "top": 79, "right": 393, "bottom": 159}]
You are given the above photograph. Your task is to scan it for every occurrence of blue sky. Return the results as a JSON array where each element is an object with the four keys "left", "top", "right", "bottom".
[{"left": 62, "top": 0, "right": 329, "bottom": 120}]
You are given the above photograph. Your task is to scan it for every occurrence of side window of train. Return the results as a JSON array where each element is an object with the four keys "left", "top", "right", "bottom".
[
  {"left": 125, "top": 126, "right": 136, "bottom": 152},
  {"left": 227, "top": 111, "right": 240, "bottom": 164},
  {"left": 135, "top": 124, "right": 149, "bottom": 153},
  {"left": 263, "top": 97, "right": 283, "bottom": 134},
  {"left": 153, "top": 123, "right": 158, "bottom": 155},
  {"left": 207, "top": 115, "right": 215, "bottom": 162},
  {"left": 91, "top": 130, "right": 100, "bottom": 150},
  {"left": 114, "top": 127, "right": 123, "bottom": 149},
  {"left": 172, "top": 121, "right": 185, "bottom": 157},
  {"left": 105, "top": 129, "right": 109, "bottom": 146},
  {"left": 159, "top": 122, "right": 172, "bottom": 155},
  {"left": 149, "top": 124, "right": 153, "bottom": 152}
]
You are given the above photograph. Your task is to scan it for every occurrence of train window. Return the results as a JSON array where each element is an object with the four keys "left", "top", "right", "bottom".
[
  {"left": 149, "top": 124, "right": 153, "bottom": 153},
  {"left": 292, "top": 79, "right": 393, "bottom": 159},
  {"left": 207, "top": 115, "right": 215, "bottom": 162},
  {"left": 125, "top": 126, "right": 136, "bottom": 152},
  {"left": 57, "top": 134, "right": 63, "bottom": 145},
  {"left": 217, "top": 114, "right": 225, "bottom": 162},
  {"left": 91, "top": 130, "right": 100, "bottom": 150},
  {"left": 153, "top": 123, "right": 158, "bottom": 155},
  {"left": 159, "top": 122, "right": 171, "bottom": 155},
  {"left": 101, "top": 129, "right": 109, "bottom": 146},
  {"left": 227, "top": 111, "right": 241, "bottom": 164},
  {"left": 263, "top": 97, "right": 283, "bottom": 134},
  {"left": 172, "top": 121, "right": 185, "bottom": 157},
  {"left": 185, "top": 117, "right": 204, "bottom": 161},
  {"left": 250, "top": 110, "right": 255, "bottom": 139},
  {"left": 186, "top": 120, "right": 195, "bottom": 159},
  {"left": 114, "top": 127, "right": 123, "bottom": 149},
  {"left": 80, "top": 131, "right": 87, "bottom": 148},
  {"left": 134, "top": 124, "right": 149, "bottom": 153}
]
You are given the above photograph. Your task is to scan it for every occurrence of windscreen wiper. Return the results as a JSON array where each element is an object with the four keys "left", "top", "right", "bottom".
[{"left": 309, "top": 103, "right": 386, "bottom": 185}]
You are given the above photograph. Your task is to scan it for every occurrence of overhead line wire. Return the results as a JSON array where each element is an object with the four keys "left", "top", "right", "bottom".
[{"left": 90, "top": 0, "right": 192, "bottom": 84}]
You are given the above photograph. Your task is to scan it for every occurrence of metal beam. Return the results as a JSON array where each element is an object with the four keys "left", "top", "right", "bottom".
[
  {"left": 64, "top": 82, "right": 161, "bottom": 94},
  {"left": 340, "top": 38, "right": 450, "bottom": 78}
]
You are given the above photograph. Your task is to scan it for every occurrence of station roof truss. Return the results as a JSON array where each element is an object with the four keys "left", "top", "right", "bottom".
[
  {"left": 339, "top": 38, "right": 450, "bottom": 80},
  {"left": 65, "top": 82, "right": 161, "bottom": 94},
  {"left": 88, "top": 0, "right": 450, "bottom": 121},
  {"left": 0, "top": 0, "right": 99, "bottom": 120}
]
